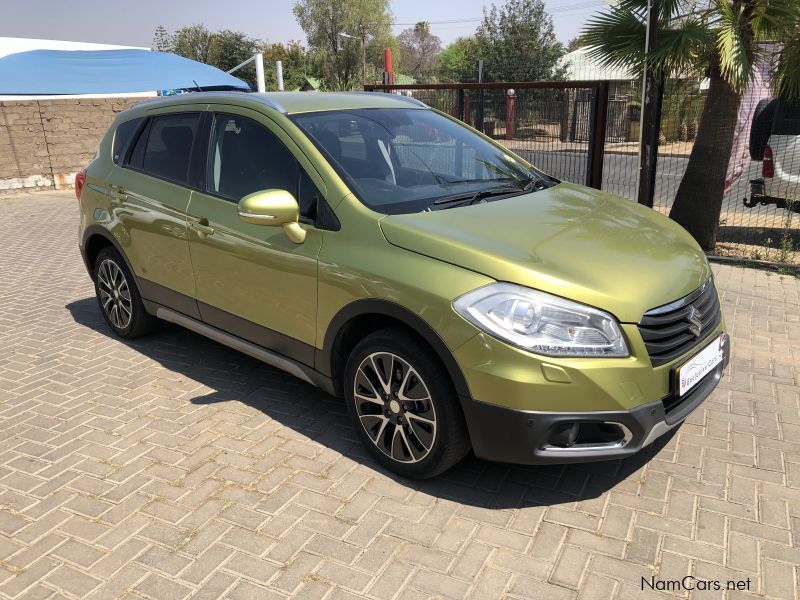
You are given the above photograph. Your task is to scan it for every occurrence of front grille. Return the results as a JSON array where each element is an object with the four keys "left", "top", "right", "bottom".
[{"left": 638, "top": 279, "right": 722, "bottom": 367}]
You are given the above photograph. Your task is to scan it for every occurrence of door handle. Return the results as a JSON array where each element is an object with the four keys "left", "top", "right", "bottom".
[
  {"left": 109, "top": 185, "right": 127, "bottom": 202},
  {"left": 190, "top": 218, "right": 215, "bottom": 237}
]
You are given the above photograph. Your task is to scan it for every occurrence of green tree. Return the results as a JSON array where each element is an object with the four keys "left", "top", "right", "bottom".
[
  {"left": 475, "top": 0, "right": 565, "bottom": 82},
  {"left": 293, "top": 0, "right": 393, "bottom": 90},
  {"left": 566, "top": 36, "right": 586, "bottom": 52},
  {"left": 582, "top": 0, "right": 800, "bottom": 249},
  {"left": 397, "top": 22, "right": 442, "bottom": 81},
  {"left": 262, "top": 41, "right": 309, "bottom": 91},
  {"left": 208, "top": 30, "right": 261, "bottom": 87},
  {"left": 437, "top": 37, "right": 481, "bottom": 82},
  {"left": 152, "top": 25, "right": 173, "bottom": 52},
  {"left": 172, "top": 24, "right": 214, "bottom": 63}
]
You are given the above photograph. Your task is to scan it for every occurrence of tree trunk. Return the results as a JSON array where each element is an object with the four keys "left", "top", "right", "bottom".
[{"left": 668, "top": 71, "right": 742, "bottom": 250}]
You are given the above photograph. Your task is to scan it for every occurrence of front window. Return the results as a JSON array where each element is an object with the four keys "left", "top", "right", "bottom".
[{"left": 291, "top": 108, "right": 553, "bottom": 214}]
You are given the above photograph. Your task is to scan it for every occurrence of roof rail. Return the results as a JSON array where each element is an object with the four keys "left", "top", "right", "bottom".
[
  {"left": 251, "top": 93, "right": 288, "bottom": 113},
  {"left": 345, "top": 91, "right": 428, "bottom": 108}
]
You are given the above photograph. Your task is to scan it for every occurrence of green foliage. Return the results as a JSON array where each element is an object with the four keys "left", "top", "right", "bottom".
[
  {"left": 775, "top": 23, "right": 800, "bottom": 99},
  {"left": 474, "top": 0, "right": 565, "bottom": 82},
  {"left": 208, "top": 30, "right": 261, "bottom": 87},
  {"left": 152, "top": 24, "right": 312, "bottom": 91},
  {"left": 172, "top": 24, "right": 214, "bottom": 64},
  {"left": 152, "top": 25, "right": 172, "bottom": 52},
  {"left": 582, "top": 4, "right": 711, "bottom": 79},
  {"left": 582, "top": 0, "right": 800, "bottom": 98},
  {"left": 293, "top": 0, "right": 393, "bottom": 90},
  {"left": 437, "top": 37, "right": 481, "bottom": 82},
  {"left": 262, "top": 41, "right": 309, "bottom": 91},
  {"left": 566, "top": 36, "right": 586, "bottom": 52}
]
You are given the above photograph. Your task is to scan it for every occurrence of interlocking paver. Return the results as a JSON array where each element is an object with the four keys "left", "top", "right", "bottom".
[{"left": 0, "top": 191, "right": 798, "bottom": 598}]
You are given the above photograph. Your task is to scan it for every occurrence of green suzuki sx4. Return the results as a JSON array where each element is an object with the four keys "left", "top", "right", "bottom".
[{"left": 77, "top": 92, "right": 729, "bottom": 478}]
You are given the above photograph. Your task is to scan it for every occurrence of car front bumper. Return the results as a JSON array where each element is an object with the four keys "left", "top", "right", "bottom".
[{"left": 454, "top": 329, "right": 729, "bottom": 465}]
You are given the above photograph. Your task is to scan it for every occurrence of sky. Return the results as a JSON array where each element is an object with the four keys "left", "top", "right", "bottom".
[{"left": 0, "top": 0, "right": 598, "bottom": 49}]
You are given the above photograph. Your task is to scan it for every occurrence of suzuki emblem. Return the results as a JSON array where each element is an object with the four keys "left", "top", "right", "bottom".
[{"left": 687, "top": 305, "right": 702, "bottom": 337}]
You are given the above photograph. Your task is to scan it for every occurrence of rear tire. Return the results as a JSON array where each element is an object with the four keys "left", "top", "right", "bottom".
[
  {"left": 344, "top": 328, "right": 470, "bottom": 479},
  {"left": 93, "top": 247, "right": 157, "bottom": 339}
]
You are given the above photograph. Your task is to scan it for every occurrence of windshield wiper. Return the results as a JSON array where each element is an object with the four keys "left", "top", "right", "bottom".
[
  {"left": 430, "top": 185, "right": 520, "bottom": 210},
  {"left": 521, "top": 175, "right": 557, "bottom": 193}
]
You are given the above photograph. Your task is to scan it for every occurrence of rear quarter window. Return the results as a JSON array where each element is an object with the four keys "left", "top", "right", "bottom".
[
  {"left": 129, "top": 113, "right": 202, "bottom": 185},
  {"left": 112, "top": 117, "right": 144, "bottom": 165}
]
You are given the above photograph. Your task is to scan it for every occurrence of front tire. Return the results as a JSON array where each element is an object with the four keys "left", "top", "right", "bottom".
[
  {"left": 344, "top": 329, "right": 470, "bottom": 479},
  {"left": 93, "top": 247, "right": 157, "bottom": 339}
]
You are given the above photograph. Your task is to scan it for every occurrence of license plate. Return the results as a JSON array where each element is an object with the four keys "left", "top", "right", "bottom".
[{"left": 676, "top": 335, "right": 725, "bottom": 396}]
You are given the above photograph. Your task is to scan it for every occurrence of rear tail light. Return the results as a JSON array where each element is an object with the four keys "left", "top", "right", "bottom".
[
  {"left": 75, "top": 169, "right": 87, "bottom": 200},
  {"left": 762, "top": 145, "right": 774, "bottom": 178}
]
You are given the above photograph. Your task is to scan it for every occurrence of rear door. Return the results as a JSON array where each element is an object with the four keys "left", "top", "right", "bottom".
[
  {"left": 186, "top": 107, "right": 324, "bottom": 365},
  {"left": 106, "top": 109, "right": 205, "bottom": 318}
]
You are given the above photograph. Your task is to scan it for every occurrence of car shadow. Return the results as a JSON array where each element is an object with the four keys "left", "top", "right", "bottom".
[{"left": 67, "top": 297, "right": 677, "bottom": 510}]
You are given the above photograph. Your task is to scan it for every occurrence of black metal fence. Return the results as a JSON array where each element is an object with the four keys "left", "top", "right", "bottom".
[
  {"left": 365, "top": 81, "right": 609, "bottom": 190},
  {"left": 365, "top": 80, "right": 799, "bottom": 266}
]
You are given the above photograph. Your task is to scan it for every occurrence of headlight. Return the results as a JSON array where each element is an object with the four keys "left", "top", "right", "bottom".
[{"left": 453, "top": 283, "right": 628, "bottom": 357}]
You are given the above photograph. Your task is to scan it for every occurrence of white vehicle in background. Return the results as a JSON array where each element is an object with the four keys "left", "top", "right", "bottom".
[{"left": 746, "top": 99, "right": 800, "bottom": 213}]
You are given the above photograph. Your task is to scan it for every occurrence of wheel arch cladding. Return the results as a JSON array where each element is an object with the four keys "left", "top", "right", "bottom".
[
  {"left": 82, "top": 227, "right": 144, "bottom": 297},
  {"left": 318, "top": 299, "right": 472, "bottom": 400}
]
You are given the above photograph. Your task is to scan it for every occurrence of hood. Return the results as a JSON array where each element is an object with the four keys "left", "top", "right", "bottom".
[{"left": 379, "top": 183, "right": 711, "bottom": 323}]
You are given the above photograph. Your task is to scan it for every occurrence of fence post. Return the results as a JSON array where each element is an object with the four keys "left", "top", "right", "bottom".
[
  {"left": 457, "top": 88, "right": 465, "bottom": 122},
  {"left": 636, "top": 0, "right": 664, "bottom": 207},
  {"left": 506, "top": 89, "right": 516, "bottom": 141},
  {"left": 637, "top": 70, "right": 664, "bottom": 206},
  {"left": 476, "top": 60, "right": 484, "bottom": 133},
  {"left": 586, "top": 81, "right": 608, "bottom": 190},
  {"left": 463, "top": 95, "right": 472, "bottom": 127}
]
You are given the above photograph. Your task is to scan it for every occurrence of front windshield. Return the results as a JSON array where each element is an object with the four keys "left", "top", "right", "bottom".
[{"left": 291, "top": 107, "right": 554, "bottom": 214}]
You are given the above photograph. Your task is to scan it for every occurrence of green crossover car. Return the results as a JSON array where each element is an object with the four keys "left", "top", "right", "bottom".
[{"left": 77, "top": 91, "right": 729, "bottom": 478}]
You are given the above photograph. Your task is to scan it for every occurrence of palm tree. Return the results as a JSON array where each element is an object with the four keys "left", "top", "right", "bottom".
[{"left": 582, "top": 0, "right": 800, "bottom": 250}]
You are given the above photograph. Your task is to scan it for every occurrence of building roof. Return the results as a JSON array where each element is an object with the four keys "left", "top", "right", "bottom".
[
  {"left": 123, "top": 91, "right": 427, "bottom": 116},
  {"left": 559, "top": 47, "right": 635, "bottom": 81},
  {"left": 0, "top": 49, "right": 249, "bottom": 96}
]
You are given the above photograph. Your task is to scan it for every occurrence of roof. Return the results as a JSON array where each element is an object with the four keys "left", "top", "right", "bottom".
[
  {"left": 124, "top": 91, "right": 427, "bottom": 116},
  {"left": 0, "top": 49, "right": 249, "bottom": 96},
  {"left": 0, "top": 36, "right": 148, "bottom": 59},
  {"left": 559, "top": 47, "right": 635, "bottom": 81}
]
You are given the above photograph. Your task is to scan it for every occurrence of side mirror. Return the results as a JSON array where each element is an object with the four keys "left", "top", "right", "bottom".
[{"left": 238, "top": 189, "right": 306, "bottom": 244}]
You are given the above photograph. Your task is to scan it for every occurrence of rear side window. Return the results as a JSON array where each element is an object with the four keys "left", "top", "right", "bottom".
[
  {"left": 112, "top": 117, "right": 144, "bottom": 165},
  {"left": 134, "top": 113, "right": 202, "bottom": 184}
]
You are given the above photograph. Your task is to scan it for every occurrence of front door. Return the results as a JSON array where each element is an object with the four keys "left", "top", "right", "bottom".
[
  {"left": 187, "top": 108, "right": 324, "bottom": 366},
  {"left": 107, "top": 110, "right": 203, "bottom": 317}
]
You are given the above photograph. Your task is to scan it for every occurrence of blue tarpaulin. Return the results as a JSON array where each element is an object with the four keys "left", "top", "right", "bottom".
[{"left": 0, "top": 49, "right": 250, "bottom": 95}]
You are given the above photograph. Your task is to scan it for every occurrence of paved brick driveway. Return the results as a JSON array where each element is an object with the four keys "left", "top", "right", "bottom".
[{"left": 1, "top": 191, "right": 798, "bottom": 599}]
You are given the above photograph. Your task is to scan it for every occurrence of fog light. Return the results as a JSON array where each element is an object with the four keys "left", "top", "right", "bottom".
[
  {"left": 548, "top": 423, "right": 579, "bottom": 447},
  {"left": 543, "top": 422, "right": 633, "bottom": 452}
]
